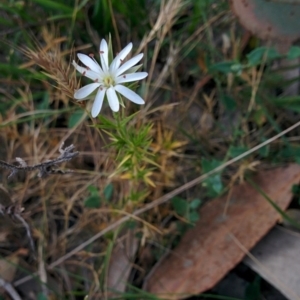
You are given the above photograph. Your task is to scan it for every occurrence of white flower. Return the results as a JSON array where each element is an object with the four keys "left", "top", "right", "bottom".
[{"left": 73, "top": 39, "right": 148, "bottom": 117}]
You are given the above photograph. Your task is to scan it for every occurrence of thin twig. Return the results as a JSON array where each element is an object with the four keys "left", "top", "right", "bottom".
[
  {"left": 0, "top": 277, "right": 22, "bottom": 300},
  {"left": 15, "top": 214, "right": 36, "bottom": 256},
  {"left": 0, "top": 204, "right": 36, "bottom": 258},
  {"left": 0, "top": 143, "right": 79, "bottom": 178}
]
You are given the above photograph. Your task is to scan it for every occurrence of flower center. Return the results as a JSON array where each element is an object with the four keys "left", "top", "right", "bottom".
[{"left": 103, "top": 75, "right": 115, "bottom": 88}]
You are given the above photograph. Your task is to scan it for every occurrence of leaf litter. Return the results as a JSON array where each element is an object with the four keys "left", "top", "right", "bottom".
[{"left": 144, "top": 164, "right": 300, "bottom": 299}]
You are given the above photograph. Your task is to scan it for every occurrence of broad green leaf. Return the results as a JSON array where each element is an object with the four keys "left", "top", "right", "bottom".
[
  {"left": 126, "top": 220, "right": 137, "bottom": 230},
  {"left": 201, "top": 158, "right": 224, "bottom": 196},
  {"left": 104, "top": 183, "right": 113, "bottom": 201},
  {"left": 245, "top": 276, "right": 261, "bottom": 300},
  {"left": 209, "top": 61, "right": 239, "bottom": 74},
  {"left": 259, "top": 144, "right": 270, "bottom": 158},
  {"left": 287, "top": 46, "right": 300, "bottom": 59},
  {"left": 247, "top": 47, "right": 280, "bottom": 66},
  {"left": 68, "top": 110, "right": 85, "bottom": 128},
  {"left": 271, "top": 96, "right": 300, "bottom": 112},
  {"left": 84, "top": 195, "right": 101, "bottom": 208},
  {"left": 228, "top": 146, "right": 249, "bottom": 158},
  {"left": 221, "top": 94, "right": 237, "bottom": 111},
  {"left": 37, "top": 293, "right": 48, "bottom": 300},
  {"left": 171, "top": 197, "right": 188, "bottom": 216},
  {"left": 189, "top": 198, "right": 201, "bottom": 210},
  {"left": 88, "top": 185, "right": 99, "bottom": 195},
  {"left": 188, "top": 211, "right": 200, "bottom": 223}
]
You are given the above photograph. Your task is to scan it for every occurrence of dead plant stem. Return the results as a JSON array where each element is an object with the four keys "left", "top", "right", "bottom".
[{"left": 0, "top": 278, "right": 22, "bottom": 300}]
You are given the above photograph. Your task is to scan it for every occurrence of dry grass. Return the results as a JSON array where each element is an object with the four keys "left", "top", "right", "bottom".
[{"left": 0, "top": 0, "right": 299, "bottom": 299}]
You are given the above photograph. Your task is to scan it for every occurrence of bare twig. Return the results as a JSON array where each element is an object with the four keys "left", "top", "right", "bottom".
[
  {"left": 0, "top": 277, "right": 22, "bottom": 300},
  {"left": 15, "top": 214, "right": 36, "bottom": 256},
  {"left": 0, "top": 203, "right": 35, "bottom": 256},
  {"left": 0, "top": 143, "right": 79, "bottom": 179}
]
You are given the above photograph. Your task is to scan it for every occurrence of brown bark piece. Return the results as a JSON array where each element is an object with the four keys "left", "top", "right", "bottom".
[{"left": 144, "top": 164, "right": 300, "bottom": 299}]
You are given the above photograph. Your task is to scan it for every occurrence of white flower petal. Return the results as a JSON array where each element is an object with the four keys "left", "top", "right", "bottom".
[
  {"left": 74, "top": 83, "right": 101, "bottom": 99},
  {"left": 100, "top": 39, "right": 109, "bottom": 72},
  {"left": 106, "top": 87, "right": 120, "bottom": 112},
  {"left": 91, "top": 88, "right": 106, "bottom": 117},
  {"left": 115, "top": 85, "right": 145, "bottom": 105},
  {"left": 116, "top": 72, "right": 148, "bottom": 84},
  {"left": 72, "top": 61, "right": 99, "bottom": 81},
  {"left": 77, "top": 53, "right": 103, "bottom": 74},
  {"left": 110, "top": 42, "right": 133, "bottom": 72},
  {"left": 74, "top": 39, "right": 147, "bottom": 114},
  {"left": 115, "top": 53, "right": 144, "bottom": 76}
]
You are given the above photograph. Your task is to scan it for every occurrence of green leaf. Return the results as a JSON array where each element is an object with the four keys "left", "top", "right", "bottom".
[
  {"left": 37, "top": 294, "right": 48, "bottom": 300},
  {"left": 30, "top": 0, "right": 73, "bottom": 13},
  {"left": 247, "top": 47, "right": 280, "bottom": 66},
  {"left": 245, "top": 276, "right": 261, "bottom": 300},
  {"left": 104, "top": 183, "right": 113, "bottom": 200},
  {"left": 84, "top": 195, "right": 101, "bottom": 208},
  {"left": 88, "top": 185, "right": 99, "bottom": 195},
  {"left": 258, "top": 138, "right": 269, "bottom": 158},
  {"left": 287, "top": 46, "right": 300, "bottom": 59},
  {"left": 292, "top": 184, "right": 300, "bottom": 195},
  {"left": 0, "top": 63, "right": 34, "bottom": 78},
  {"left": 221, "top": 94, "right": 237, "bottom": 111},
  {"left": 68, "top": 110, "right": 85, "bottom": 128},
  {"left": 85, "top": 186, "right": 101, "bottom": 208},
  {"left": 228, "top": 146, "right": 249, "bottom": 158},
  {"left": 295, "top": 156, "right": 300, "bottom": 165},
  {"left": 258, "top": 144, "right": 270, "bottom": 158},
  {"left": 126, "top": 220, "right": 137, "bottom": 230},
  {"left": 47, "top": 13, "right": 73, "bottom": 21},
  {"left": 209, "top": 61, "right": 239, "bottom": 74},
  {"left": 271, "top": 95, "right": 300, "bottom": 112},
  {"left": 201, "top": 158, "right": 224, "bottom": 196},
  {"left": 171, "top": 197, "right": 188, "bottom": 216},
  {"left": 188, "top": 211, "right": 200, "bottom": 223},
  {"left": 189, "top": 198, "right": 201, "bottom": 209},
  {"left": 37, "top": 93, "right": 50, "bottom": 110}
]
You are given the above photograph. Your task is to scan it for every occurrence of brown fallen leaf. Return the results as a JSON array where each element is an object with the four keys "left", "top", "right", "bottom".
[{"left": 144, "top": 164, "right": 300, "bottom": 299}]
